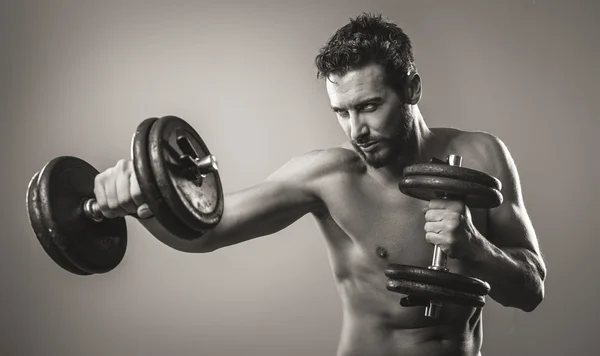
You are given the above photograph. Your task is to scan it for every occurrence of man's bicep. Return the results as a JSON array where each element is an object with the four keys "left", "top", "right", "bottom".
[
  {"left": 484, "top": 136, "right": 540, "bottom": 254},
  {"left": 488, "top": 201, "right": 538, "bottom": 253},
  {"left": 485, "top": 150, "right": 547, "bottom": 284}
]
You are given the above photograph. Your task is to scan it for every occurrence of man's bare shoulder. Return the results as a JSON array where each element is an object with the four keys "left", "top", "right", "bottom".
[
  {"left": 267, "top": 145, "right": 365, "bottom": 184},
  {"left": 435, "top": 127, "right": 510, "bottom": 176}
]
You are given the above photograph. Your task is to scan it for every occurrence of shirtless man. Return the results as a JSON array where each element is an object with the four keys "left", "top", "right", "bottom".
[{"left": 94, "top": 14, "right": 546, "bottom": 356}]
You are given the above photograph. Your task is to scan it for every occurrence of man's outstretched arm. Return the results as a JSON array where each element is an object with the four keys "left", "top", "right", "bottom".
[{"left": 140, "top": 150, "right": 328, "bottom": 253}]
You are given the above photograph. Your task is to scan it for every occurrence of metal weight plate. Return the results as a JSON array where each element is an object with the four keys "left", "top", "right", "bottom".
[
  {"left": 148, "top": 116, "right": 224, "bottom": 234},
  {"left": 386, "top": 279, "right": 487, "bottom": 308},
  {"left": 399, "top": 175, "right": 503, "bottom": 209},
  {"left": 385, "top": 264, "right": 490, "bottom": 296},
  {"left": 26, "top": 171, "right": 91, "bottom": 275},
  {"left": 132, "top": 117, "right": 202, "bottom": 239},
  {"left": 36, "top": 156, "right": 128, "bottom": 274},
  {"left": 403, "top": 164, "right": 502, "bottom": 192}
]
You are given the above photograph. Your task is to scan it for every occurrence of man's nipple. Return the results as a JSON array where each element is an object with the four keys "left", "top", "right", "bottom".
[{"left": 376, "top": 246, "right": 388, "bottom": 259}]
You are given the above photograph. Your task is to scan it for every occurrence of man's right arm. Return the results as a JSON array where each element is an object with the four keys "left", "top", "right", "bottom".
[{"left": 138, "top": 150, "right": 329, "bottom": 253}]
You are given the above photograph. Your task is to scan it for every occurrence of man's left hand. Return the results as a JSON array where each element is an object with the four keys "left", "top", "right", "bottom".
[{"left": 423, "top": 199, "right": 481, "bottom": 260}]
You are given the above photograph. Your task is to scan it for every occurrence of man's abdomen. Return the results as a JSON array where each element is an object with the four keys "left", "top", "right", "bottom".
[
  {"left": 331, "top": 255, "right": 483, "bottom": 356},
  {"left": 337, "top": 309, "right": 482, "bottom": 356}
]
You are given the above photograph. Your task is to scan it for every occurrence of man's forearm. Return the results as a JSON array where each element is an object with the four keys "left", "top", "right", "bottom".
[{"left": 465, "top": 233, "right": 546, "bottom": 312}]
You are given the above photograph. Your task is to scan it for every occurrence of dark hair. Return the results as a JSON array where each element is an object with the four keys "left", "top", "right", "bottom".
[{"left": 315, "top": 13, "right": 416, "bottom": 91}]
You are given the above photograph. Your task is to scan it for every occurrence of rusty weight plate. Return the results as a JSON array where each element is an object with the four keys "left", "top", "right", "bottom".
[
  {"left": 399, "top": 175, "right": 503, "bottom": 209},
  {"left": 26, "top": 171, "right": 91, "bottom": 275},
  {"left": 385, "top": 264, "right": 490, "bottom": 296},
  {"left": 34, "top": 156, "right": 128, "bottom": 274},
  {"left": 403, "top": 163, "right": 502, "bottom": 191},
  {"left": 147, "top": 116, "right": 223, "bottom": 235},
  {"left": 132, "top": 117, "right": 203, "bottom": 240}
]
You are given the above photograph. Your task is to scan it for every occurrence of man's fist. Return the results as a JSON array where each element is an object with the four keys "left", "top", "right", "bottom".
[
  {"left": 423, "top": 199, "right": 479, "bottom": 260},
  {"left": 93, "top": 159, "right": 153, "bottom": 219}
]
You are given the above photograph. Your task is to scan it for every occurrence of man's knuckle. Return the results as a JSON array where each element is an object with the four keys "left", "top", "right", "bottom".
[
  {"left": 425, "top": 210, "right": 436, "bottom": 221},
  {"left": 94, "top": 173, "right": 105, "bottom": 186},
  {"left": 445, "top": 220, "right": 457, "bottom": 229},
  {"left": 117, "top": 195, "right": 130, "bottom": 206},
  {"left": 425, "top": 232, "right": 434, "bottom": 242},
  {"left": 107, "top": 199, "right": 119, "bottom": 209}
]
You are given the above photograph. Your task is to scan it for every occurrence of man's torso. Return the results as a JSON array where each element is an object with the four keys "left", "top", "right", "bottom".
[{"left": 309, "top": 128, "right": 495, "bottom": 356}]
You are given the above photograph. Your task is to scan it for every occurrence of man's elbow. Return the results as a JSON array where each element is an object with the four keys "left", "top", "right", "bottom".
[
  {"left": 529, "top": 258, "right": 548, "bottom": 309},
  {"left": 521, "top": 284, "right": 545, "bottom": 312},
  {"left": 495, "top": 273, "right": 546, "bottom": 312},
  {"left": 497, "top": 283, "right": 544, "bottom": 312},
  {"left": 520, "top": 253, "right": 547, "bottom": 312},
  {"left": 520, "top": 268, "right": 547, "bottom": 312}
]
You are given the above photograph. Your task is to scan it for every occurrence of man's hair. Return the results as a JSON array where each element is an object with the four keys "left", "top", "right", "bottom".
[{"left": 314, "top": 13, "right": 416, "bottom": 92}]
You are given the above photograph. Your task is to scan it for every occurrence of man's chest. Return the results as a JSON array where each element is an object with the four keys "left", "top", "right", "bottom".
[{"left": 318, "top": 176, "right": 488, "bottom": 267}]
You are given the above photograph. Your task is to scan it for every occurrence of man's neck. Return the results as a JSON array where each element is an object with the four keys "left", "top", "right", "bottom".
[{"left": 367, "top": 109, "right": 434, "bottom": 187}]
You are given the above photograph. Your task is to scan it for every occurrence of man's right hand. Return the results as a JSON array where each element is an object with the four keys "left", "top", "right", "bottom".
[{"left": 93, "top": 159, "right": 154, "bottom": 219}]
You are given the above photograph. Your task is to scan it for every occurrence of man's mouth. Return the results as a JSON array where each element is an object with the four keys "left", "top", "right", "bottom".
[{"left": 358, "top": 141, "right": 379, "bottom": 151}]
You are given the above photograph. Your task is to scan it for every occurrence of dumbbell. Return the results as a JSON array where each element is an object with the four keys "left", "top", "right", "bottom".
[
  {"left": 26, "top": 116, "right": 224, "bottom": 275},
  {"left": 385, "top": 154, "right": 503, "bottom": 318}
]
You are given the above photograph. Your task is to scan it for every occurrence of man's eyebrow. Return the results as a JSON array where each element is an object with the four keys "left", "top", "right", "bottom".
[{"left": 331, "top": 97, "right": 384, "bottom": 111}]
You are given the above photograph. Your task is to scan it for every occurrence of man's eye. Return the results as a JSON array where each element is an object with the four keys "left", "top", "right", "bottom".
[
  {"left": 362, "top": 104, "right": 378, "bottom": 112},
  {"left": 336, "top": 110, "right": 349, "bottom": 118}
]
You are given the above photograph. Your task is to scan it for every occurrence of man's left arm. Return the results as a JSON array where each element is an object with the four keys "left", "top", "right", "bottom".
[{"left": 424, "top": 135, "right": 547, "bottom": 312}]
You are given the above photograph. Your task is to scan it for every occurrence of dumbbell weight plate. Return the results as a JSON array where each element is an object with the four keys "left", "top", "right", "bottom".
[
  {"left": 26, "top": 171, "right": 91, "bottom": 275},
  {"left": 399, "top": 175, "right": 503, "bottom": 209},
  {"left": 392, "top": 158, "right": 501, "bottom": 311},
  {"left": 385, "top": 264, "right": 490, "bottom": 296},
  {"left": 34, "top": 156, "right": 128, "bottom": 274},
  {"left": 132, "top": 117, "right": 202, "bottom": 239},
  {"left": 403, "top": 163, "right": 502, "bottom": 192},
  {"left": 387, "top": 279, "right": 487, "bottom": 308},
  {"left": 148, "top": 116, "right": 224, "bottom": 235}
]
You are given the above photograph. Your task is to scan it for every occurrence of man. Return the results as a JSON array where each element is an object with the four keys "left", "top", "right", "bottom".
[{"left": 94, "top": 14, "right": 546, "bottom": 356}]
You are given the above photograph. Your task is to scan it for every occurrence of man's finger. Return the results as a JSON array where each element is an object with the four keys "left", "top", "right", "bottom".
[
  {"left": 429, "top": 199, "right": 464, "bottom": 211},
  {"left": 116, "top": 171, "right": 137, "bottom": 214},
  {"left": 105, "top": 174, "right": 127, "bottom": 217},
  {"left": 424, "top": 209, "right": 447, "bottom": 222},
  {"left": 425, "top": 232, "right": 445, "bottom": 246},
  {"left": 94, "top": 174, "right": 116, "bottom": 219}
]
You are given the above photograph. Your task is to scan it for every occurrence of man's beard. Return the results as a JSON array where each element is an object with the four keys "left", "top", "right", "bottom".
[
  {"left": 351, "top": 109, "right": 413, "bottom": 169},
  {"left": 351, "top": 133, "right": 410, "bottom": 168}
]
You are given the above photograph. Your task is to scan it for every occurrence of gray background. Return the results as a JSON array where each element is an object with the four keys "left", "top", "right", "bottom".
[{"left": 2, "top": 0, "right": 598, "bottom": 355}]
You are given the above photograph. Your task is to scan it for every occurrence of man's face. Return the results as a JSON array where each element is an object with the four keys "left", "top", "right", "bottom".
[{"left": 326, "top": 63, "right": 412, "bottom": 168}]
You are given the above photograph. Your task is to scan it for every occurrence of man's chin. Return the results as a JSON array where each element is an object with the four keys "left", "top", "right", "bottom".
[
  {"left": 351, "top": 142, "right": 399, "bottom": 168},
  {"left": 358, "top": 150, "right": 388, "bottom": 169}
]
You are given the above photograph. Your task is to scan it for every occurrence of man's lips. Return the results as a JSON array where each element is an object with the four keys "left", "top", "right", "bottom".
[{"left": 358, "top": 141, "right": 379, "bottom": 151}]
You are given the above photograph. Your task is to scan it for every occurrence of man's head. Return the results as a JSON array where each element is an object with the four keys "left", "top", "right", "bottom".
[{"left": 315, "top": 13, "right": 422, "bottom": 168}]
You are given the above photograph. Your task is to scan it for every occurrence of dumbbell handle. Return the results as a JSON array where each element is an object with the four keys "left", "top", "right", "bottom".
[
  {"left": 81, "top": 154, "right": 219, "bottom": 223},
  {"left": 425, "top": 154, "right": 462, "bottom": 318},
  {"left": 82, "top": 199, "right": 107, "bottom": 222},
  {"left": 429, "top": 154, "right": 462, "bottom": 271}
]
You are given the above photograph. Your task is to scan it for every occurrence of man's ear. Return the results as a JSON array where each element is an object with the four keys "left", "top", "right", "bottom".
[{"left": 405, "top": 72, "right": 422, "bottom": 105}]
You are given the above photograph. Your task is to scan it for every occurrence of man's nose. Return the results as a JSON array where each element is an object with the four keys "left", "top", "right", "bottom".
[{"left": 349, "top": 114, "right": 368, "bottom": 141}]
